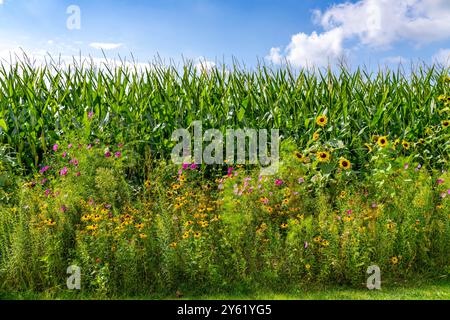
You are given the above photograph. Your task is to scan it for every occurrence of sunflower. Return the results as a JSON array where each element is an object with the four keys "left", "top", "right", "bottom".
[
  {"left": 390, "top": 256, "right": 399, "bottom": 265},
  {"left": 171, "top": 184, "right": 181, "bottom": 190},
  {"left": 184, "top": 220, "right": 193, "bottom": 227},
  {"left": 280, "top": 223, "right": 288, "bottom": 229},
  {"left": 139, "top": 233, "right": 147, "bottom": 239},
  {"left": 317, "top": 151, "right": 331, "bottom": 163},
  {"left": 294, "top": 151, "right": 303, "bottom": 161},
  {"left": 393, "top": 139, "right": 400, "bottom": 148},
  {"left": 321, "top": 240, "right": 330, "bottom": 247},
  {"left": 313, "top": 132, "right": 320, "bottom": 141},
  {"left": 443, "top": 120, "right": 449, "bottom": 128},
  {"left": 402, "top": 140, "right": 410, "bottom": 150},
  {"left": 313, "top": 236, "right": 322, "bottom": 243},
  {"left": 417, "top": 138, "right": 425, "bottom": 145},
  {"left": 339, "top": 158, "right": 351, "bottom": 170},
  {"left": 135, "top": 223, "right": 145, "bottom": 230},
  {"left": 194, "top": 232, "right": 201, "bottom": 239},
  {"left": 377, "top": 136, "right": 388, "bottom": 148},
  {"left": 305, "top": 264, "right": 311, "bottom": 270},
  {"left": 316, "top": 115, "right": 328, "bottom": 127}
]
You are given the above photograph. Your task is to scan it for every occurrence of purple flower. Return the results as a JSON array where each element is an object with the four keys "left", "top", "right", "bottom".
[
  {"left": 118, "top": 143, "right": 124, "bottom": 148},
  {"left": 105, "top": 151, "right": 111, "bottom": 158},
  {"left": 190, "top": 163, "right": 198, "bottom": 170},
  {"left": 68, "top": 144, "right": 73, "bottom": 149},
  {"left": 347, "top": 209, "right": 352, "bottom": 215},
  {"left": 62, "top": 152, "right": 67, "bottom": 158},
  {"left": 437, "top": 178, "right": 444, "bottom": 185},
  {"left": 53, "top": 144, "right": 58, "bottom": 152},
  {"left": 45, "top": 189, "right": 51, "bottom": 197},
  {"left": 275, "top": 179, "right": 283, "bottom": 186},
  {"left": 415, "top": 164, "right": 422, "bottom": 171},
  {"left": 182, "top": 163, "right": 190, "bottom": 170},
  {"left": 298, "top": 177, "right": 305, "bottom": 184},
  {"left": 178, "top": 169, "right": 183, "bottom": 175},
  {"left": 227, "top": 167, "right": 234, "bottom": 176},
  {"left": 41, "top": 178, "right": 48, "bottom": 185},
  {"left": 39, "top": 166, "right": 50, "bottom": 174},
  {"left": 404, "top": 163, "right": 409, "bottom": 169},
  {"left": 304, "top": 241, "right": 309, "bottom": 249},
  {"left": 60, "top": 205, "right": 67, "bottom": 213},
  {"left": 447, "top": 189, "right": 450, "bottom": 195},
  {"left": 88, "top": 111, "right": 94, "bottom": 120},
  {"left": 60, "top": 167, "right": 68, "bottom": 176},
  {"left": 114, "top": 151, "right": 122, "bottom": 158}
]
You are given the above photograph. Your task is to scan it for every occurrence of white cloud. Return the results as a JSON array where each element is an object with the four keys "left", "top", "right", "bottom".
[
  {"left": 268, "top": 0, "right": 450, "bottom": 67},
  {"left": 89, "top": 42, "right": 123, "bottom": 50},
  {"left": 0, "top": 0, "right": 4, "bottom": 5},
  {"left": 194, "top": 57, "right": 216, "bottom": 72},
  {"left": 432, "top": 48, "right": 450, "bottom": 66}
]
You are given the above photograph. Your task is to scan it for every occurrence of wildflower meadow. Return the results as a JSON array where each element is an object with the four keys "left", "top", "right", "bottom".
[{"left": 0, "top": 60, "right": 449, "bottom": 298}]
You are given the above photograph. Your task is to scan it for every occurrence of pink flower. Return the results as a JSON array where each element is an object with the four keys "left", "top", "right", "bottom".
[
  {"left": 178, "top": 169, "right": 183, "bottom": 175},
  {"left": 298, "top": 177, "right": 305, "bottom": 183},
  {"left": 227, "top": 167, "right": 234, "bottom": 176},
  {"left": 41, "top": 178, "right": 48, "bottom": 185},
  {"left": 60, "top": 167, "right": 68, "bottom": 176},
  {"left": 275, "top": 179, "right": 283, "bottom": 186},
  {"left": 70, "top": 158, "right": 79, "bottom": 166},
  {"left": 68, "top": 144, "right": 73, "bottom": 149},
  {"left": 87, "top": 144, "right": 92, "bottom": 150},
  {"left": 447, "top": 189, "right": 450, "bottom": 195},
  {"left": 105, "top": 151, "right": 111, "bottom": 158},
  {"left": 437, "top": 178, "right": 444, "bottom": 185},
  {"left": 53, "top": 144, "right": 58, "bottom": 152},
  {"left": 76, "top": 171, "right": 81, "bottom": 177},
  {"left": 45, "top": 189, "right": 51, "bottom": 197},
  {"left": 118, "top": 143, "right": 124, "bottom": 148},
  {"left": 404, "top": 163, "right": 409, "bottom": 169},
  {"left": 62, "top": 152, "right": 67, "bottom": 158},
  {"left": 88, "top": 111, "right": 94, "bottom": 120},
  {"left": 39, "top": 166, "right": 50, "bottom": 174},
  {"left": 304, "top": 241, "right": 309, "bottom": 249},
  {"left": 347, "top": 209, "right": 352, "bottom": 215},
  {"left": 190, "top": 163, "right": 198, "bottom": 170},
  {"left": 60, "top": 205, "right": 67, "bottom": 213},
  {"left": 114, "top": 151, "right": 122, "bottom": 158},
  {"left": 182, "top": 163, "right": 190, "bottom": 170}
]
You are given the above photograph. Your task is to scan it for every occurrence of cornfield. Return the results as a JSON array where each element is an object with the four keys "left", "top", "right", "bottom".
[{"left": 1, "top": 58, "right": 448, "bottom": 174}]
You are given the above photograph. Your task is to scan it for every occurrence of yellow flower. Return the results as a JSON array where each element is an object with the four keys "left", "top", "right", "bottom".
[
  {"left": 182, "top": 232, "right": 190, "bottom": 239},
  {"left": 184, "top": 220, "right": 193, "bottom": 227},
  {"left": 393, "top": 139, "right": 400, "bottom": 148},
  {"left": 174, "top": 202, "right": 183, "bottom": 210},
  {"left": 45, "top": 219, "right": 56, "bottom": 226},
  {"left": 81, "top": 214, "right": 91, "bottom": 222},
  {"left": 316, "top": 115, "right": 328, "bottom": 127},
  {"left": 305, "top": 264, "right": 311, "bottom": 271},
  {"left": 364, "top": 143, "right": 373, "bottom": 153},
  {"left": 280, "top": 223, "right": 288, "bottom": 229},
  {"left": 317, "top": 151, "right": 331, "bottom": 163},
  {"left": 171, "top": 184, "right": 181, "bottom": 190},
  {"left": 294, "top": 151, "right": 304, "bottom": 161},
  {"left": 339, "top": 190, "right": 347, "bottom": 199},
  {"left": 321, "top": 240, "right": 330, "bottom": 247},
  {"left": 169, "top": 242, "right": 177, "bottom": 248},
  {"left": 313, "top": 236, "right": 322, "bottom": 243},
  {"left": 135, "top": 223, "right": 145, "bottom": 230},
  {"left": 194, "top": 231, "right": 201, "bottom": 239},
  {"left": 339, "top": 158, "right": 351, "bottom": 170},
  {"left": 282, "top": 198, "right": 289, "bottom": 205},
  {"left": 437, "top": 94, "right": 446, "bottom": 101},
  {"left": 386, "top": 222, "right": 395, "bottom": 231},
  {"left": 139, "top": 233, "right": 147, "bottom": 239},
  {"left": 377, "top": 136, "right": 388, "bottom": 148},
  {"left": 402, "top": 140, "right": 410, "bottom": 150},
  {"left": 144, "top": 179, "right": 151, "bottom": 189},
  {"left": 86, "top": 225, "right": 98, "bottom": 231},
  {"left": 443, "top": 120, "right": 449, "bottom": 128},
  {"left": 390, "top": 256, "right": 399, "bottom": 265},
  {"left": 313, "top": 132, "right": 320, "bottom": 141}
]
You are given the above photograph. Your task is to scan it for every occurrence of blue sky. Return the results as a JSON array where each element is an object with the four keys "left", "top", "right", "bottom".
[{"left": 0, "top": 0, "right": 450, "bottom": 69}]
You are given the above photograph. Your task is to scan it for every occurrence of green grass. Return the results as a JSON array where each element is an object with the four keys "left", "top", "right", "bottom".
[{"left": 1, "top": 279, "right": 449, "bottom": 300}]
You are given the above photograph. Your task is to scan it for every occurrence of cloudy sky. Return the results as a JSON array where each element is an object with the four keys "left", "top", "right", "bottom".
[{"left": 0, "top": 0, "right": 450, "bottom": 68}]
